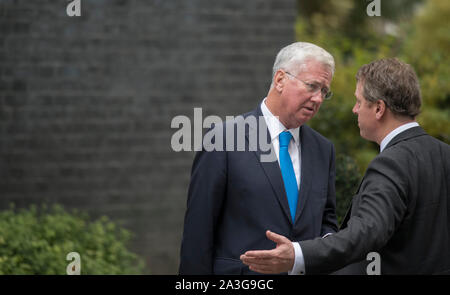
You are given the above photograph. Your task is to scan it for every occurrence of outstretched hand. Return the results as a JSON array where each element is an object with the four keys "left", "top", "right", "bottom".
[{"left": 240, "top": 230, "right": 295, "bottom": 274}]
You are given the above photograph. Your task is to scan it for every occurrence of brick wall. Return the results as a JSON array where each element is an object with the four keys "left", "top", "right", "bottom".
[{"left": 0, "top": 0, "right": 296, "bottom": 274}]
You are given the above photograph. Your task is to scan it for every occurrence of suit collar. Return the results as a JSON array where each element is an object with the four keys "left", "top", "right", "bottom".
[
  {"left": 383, "top": 126, "right": 427, "bottom": 152},
  {"left": 380, "top": 122, "right": 419, "bottom": 152}
]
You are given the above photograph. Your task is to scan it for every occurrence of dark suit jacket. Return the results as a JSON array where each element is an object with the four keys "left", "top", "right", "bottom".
[
  {"left": 300, "top": 126, "right": 450, "bottom": 274},
  {"left": 179, "top": 105, "right": 338, "bottom": 274}
]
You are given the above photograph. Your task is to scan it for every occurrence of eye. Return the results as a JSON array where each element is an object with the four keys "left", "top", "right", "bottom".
[{"left": 305, "top": 82, "right": 319, "bottom": 92}]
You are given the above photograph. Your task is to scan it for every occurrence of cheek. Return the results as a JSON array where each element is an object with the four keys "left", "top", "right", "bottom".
[
  {"left": 287, "top": 95, "right": 302, "bottom": 110},
  {"left": 284, "top": 90, "right": 309, "bottom": 113},
  {"left": 359, "top": 113, "right": 366, "bottom": 125},
  {"left": 359, "top": 112, "right": 373, "bottom": 128}
]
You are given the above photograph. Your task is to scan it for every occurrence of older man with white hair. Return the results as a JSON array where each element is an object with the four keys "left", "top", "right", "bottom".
[{"left": 179, "top": 42, "right": 338, "bottom": 274}]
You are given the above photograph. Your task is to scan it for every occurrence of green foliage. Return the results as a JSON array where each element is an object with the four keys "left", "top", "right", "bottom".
[
  {"left": 300, "top": 25, "right": 397, "bottom": 171},
  {"left": 297, "top": 0, "right": 449, "bottom": 173},
  {"left": 335, "top": 154, "right": 361, "bottom": 225},
  {"left": 296, "top": 0, "right": 449, "bottom": 221},
  {"left": 0, "top": 204, "right": 145, "bottom": 274},
  {"left": 403, "top": 0, "right": 450, "bottom": 143}
]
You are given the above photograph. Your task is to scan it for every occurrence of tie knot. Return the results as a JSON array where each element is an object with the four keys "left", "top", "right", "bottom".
[{"left": 279, "top": 131, "right": 292, "bottom": 148}]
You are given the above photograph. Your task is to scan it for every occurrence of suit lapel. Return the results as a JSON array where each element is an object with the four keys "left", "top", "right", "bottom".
[
  {"left": 294, "top": 125, "right": 312, "bottom": 223},
  {"left": 246, "top": 106, "right": 293, "bottom": 224}
]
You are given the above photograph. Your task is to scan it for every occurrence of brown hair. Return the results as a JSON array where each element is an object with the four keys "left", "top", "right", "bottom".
[{"left": 356, "top": 58, "right": 421, "bottom": 118}]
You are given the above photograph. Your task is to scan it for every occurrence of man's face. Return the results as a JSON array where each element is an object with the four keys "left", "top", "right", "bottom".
[
  {"left": 279, "top": 59, "right": 332, "bottom": 129},
  {"left": 353, "top": 81, "right": 377, "bottom": 141}
]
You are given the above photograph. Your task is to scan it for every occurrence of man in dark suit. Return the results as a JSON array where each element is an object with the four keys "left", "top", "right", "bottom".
[
  {"left": 179, "top": 42, "right": 339, "bottom": 274},
  {"left": 241, "top": 58, "right": 450, "bottom": 274}
]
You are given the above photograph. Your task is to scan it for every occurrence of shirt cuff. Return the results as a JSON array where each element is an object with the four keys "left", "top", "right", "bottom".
[{"left": 288, "top": 242, "right": 305, "bottom": 275}]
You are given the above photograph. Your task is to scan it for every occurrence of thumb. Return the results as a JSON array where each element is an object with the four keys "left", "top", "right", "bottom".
[{"left": 266, "top": 230, "right": 290, "bottom": 245}]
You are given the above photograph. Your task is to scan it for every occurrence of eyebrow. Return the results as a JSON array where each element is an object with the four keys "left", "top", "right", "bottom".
[
  {"left": 310, "top": 80, "right": 325, "bottom": 85},
  {"left": 308, "top": 80, "right": 330, "bottom": 90}
]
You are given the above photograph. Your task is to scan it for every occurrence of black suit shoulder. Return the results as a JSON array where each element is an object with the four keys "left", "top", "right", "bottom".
[{"left": 375, "top": 129, "right": 450, "bottom": 179}]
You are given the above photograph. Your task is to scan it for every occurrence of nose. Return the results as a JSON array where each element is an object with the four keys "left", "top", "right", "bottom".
[
  {"left": 310, "top": 91, "right": 324, "bottom": 103},
  {"left": 352, "top": 103, "right": 358, "bottom": 115}
]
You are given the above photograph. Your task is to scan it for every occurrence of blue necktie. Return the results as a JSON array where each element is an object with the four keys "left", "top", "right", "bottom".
[{"left": 279, "top": 131, "right": 298, "bottom": 222}]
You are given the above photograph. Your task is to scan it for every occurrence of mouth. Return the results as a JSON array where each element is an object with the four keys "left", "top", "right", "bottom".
[{"left": 303, "top": 106, "right": 315, "bottom": 113}]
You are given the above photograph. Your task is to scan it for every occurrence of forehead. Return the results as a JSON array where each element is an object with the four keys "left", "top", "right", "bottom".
[
  {"left": 355, "top": 82, "right": 364, "bottom": 98},
  {"left": 297, "top": 59, "right": 333, "bottom": 85}
]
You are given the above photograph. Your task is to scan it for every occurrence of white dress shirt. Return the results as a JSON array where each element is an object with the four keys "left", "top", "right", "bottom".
[
  {"left": 379, "top": 122, "right": 419, "bottom": 153},
  {"left": 260, "top": 98, "right": 301, "bottom": 189},
  {"left": 290, "top": 122, "right": 420, "bottom": 275}
]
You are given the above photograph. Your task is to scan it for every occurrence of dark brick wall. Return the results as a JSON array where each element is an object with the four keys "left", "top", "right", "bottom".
[{"left": 0, "top": 0, "right": 296, "bottom": 274}]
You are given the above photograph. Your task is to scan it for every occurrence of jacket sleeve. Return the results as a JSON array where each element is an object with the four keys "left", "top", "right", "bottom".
[
  {"left": 300, "top": 153, "right": 408, "bottom": 274},
  {"left": 178, "top": 146, "right": 227, "bottom": 274}
]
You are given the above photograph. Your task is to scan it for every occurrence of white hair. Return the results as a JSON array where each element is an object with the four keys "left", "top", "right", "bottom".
[{"left": 271, "top": 42, "right": 335, "bottom": 81}]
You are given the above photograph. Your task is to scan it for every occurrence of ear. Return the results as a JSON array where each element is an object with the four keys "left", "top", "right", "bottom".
[
  {"left": 375, "top": 100, "right": 386, "bottom": 120},
  {"left": 273, "top": 70, "right": 286, "bottom": 93}
]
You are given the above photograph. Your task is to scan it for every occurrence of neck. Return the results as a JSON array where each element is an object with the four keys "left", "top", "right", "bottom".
[{"left": 375, "top": 117, "right": 416, "bottom": 145}]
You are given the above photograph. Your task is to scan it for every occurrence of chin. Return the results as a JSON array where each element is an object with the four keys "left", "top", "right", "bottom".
[
  {"left": 294, "top": 118, "right": 308, "bottom": 128},
  {"left": 360, "top": 131, "right": 370, "bottom": 141}
]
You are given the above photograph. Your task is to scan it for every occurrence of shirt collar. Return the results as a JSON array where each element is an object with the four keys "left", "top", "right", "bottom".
[
  {"left": 380, "top": 122, "right": 419, "bottom": 153},
  {"left": 261, "top": 98, "right": 300, "bottom": 146}
]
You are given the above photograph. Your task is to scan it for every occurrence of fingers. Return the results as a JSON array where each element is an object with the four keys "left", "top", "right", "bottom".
[
  {"left": 239, "top": 230, "right": 294, "bottom": 274},
  {"left": 241, "top": 249, "right": 275, "bottom": 259},
  {"left": 240, "top": 231, "right": 290, "bottom": 259},
  {"left": 266, "top": 230, "right": 290, "bottom": 245},
  {"left": 240, "top": 254, "right": 284, "bottom": 274},
  {"left": 240, "top": 255, "right": 270, "bottom": 266}
]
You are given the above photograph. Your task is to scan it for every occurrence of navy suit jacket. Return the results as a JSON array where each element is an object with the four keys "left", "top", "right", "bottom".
[{"left": 179, "top": 105, "right": 338, "bottom": 274}]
